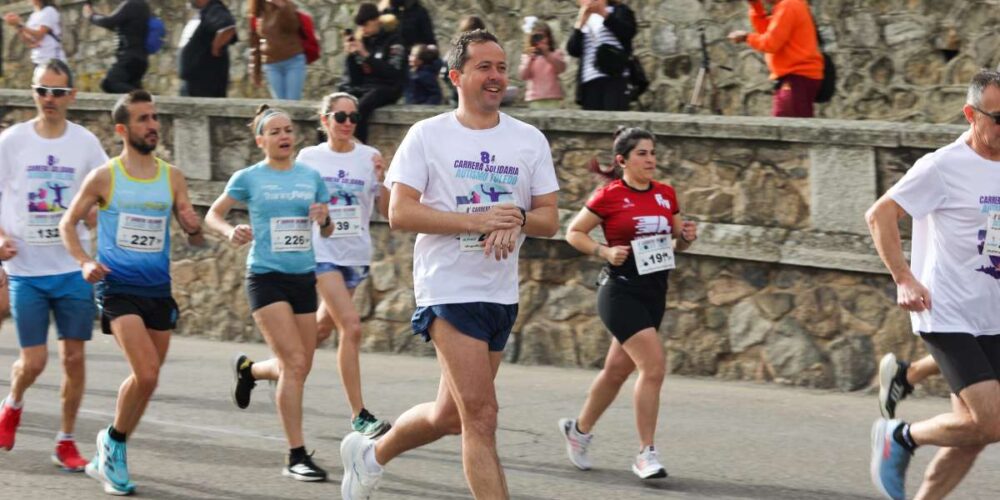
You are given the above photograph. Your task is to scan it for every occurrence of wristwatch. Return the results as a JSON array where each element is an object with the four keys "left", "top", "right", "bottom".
[{"left": 518, "top": 207, "right": 527, "bottom": 227}]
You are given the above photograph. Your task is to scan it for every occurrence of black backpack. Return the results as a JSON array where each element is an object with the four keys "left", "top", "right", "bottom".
[
  {"left": 627, "top": 56, "right": 649, "bottom": 101},
  {"left": 813, "top": 26, "right": 835, "bottom": 103}
]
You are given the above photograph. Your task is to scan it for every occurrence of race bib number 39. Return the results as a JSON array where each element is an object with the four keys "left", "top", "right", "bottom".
[
  {"left": 271, "top": 217, "right": 311, "bottom": 252},
  {"left": 631, "top": 234, "right": 675, "bottom": 275},
  {"left": 116, "top": 213, "right": 167, "bottom": 252},
  {"left": 25, "top": 212, "right": 62, "bottom": 246},
  {"left": 985, "top": 211, "right": 1000, "bottom": 258},
  {"left": 329, "top": 206, "right": 362, "bottom": 239}
]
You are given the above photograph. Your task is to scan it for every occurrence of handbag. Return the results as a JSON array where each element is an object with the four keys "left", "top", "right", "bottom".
[{"left": 595, "top": 43, "right": 627, "bottom": 78}]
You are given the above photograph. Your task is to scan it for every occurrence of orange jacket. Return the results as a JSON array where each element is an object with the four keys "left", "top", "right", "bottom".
[{"left": 746, "top": 0, "right": 824, "bottom": 81}]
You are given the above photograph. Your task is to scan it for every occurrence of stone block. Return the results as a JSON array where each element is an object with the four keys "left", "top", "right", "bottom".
[
  {"left": 809, "top": 145, "right": 877, "bottom": 234},
  {"left": 828, "top": 335, "right": 876, "bottom": 391},
  {"left": 172, "top": 116, "right": 212, "bottom": 180},
  {"left": 727, "top": 299, "right": 772, "bottom": 353}
]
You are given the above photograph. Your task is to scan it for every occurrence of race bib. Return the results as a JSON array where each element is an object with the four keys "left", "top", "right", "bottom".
[
  {"left": 460, "top": 202, "right": 496, "bottom": 252},
  {"left": 985, "top": 211, "right": 1000, "bottom": 258},
  {"left": 24, "top": 212, "right": 62, "bottom": 246},
  {"left": 271, "top": 217, "right": 311, "bottom": 252},
  {"left": 631, "top": 234, "right": 675, "bottom": 275},
  {"left": 116, "top": 213, "right": 167, "bottom": 252},
  {"left": 329, "top": 206, "right": 362, "bottom": 238}
]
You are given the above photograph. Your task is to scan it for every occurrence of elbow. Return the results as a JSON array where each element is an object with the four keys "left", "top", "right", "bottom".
[
  {"left": 540, "top": 222, "right": 559, "bottom": 238},
  {"left": 864, "top": 204, "right": 881, "bottom": 236}
]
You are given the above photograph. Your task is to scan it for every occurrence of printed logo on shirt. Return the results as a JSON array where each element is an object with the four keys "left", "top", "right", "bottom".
[
  {"left": 261, "top": 182, "right": 314, "bottom": 202},
  {"left": 453, "top": 151, "right": 521, "bottom": 186},
  {"left": 456, "top": 183, "right": 514, "bottom": 209},
  {"left": 633, "top": 215, "right": 670, "bottom": 235},
  {"left": 655, "top": 193, "right": 671, "bottom": 211},
  {"left": 976, "top": 195, "right": 1000, "bottom": 279},
  {"left": 622, "top": 197, "right": 635, "bottom": 209},
  {"left": 26, "top": 155, "right": 77, "bottom": 213},
  {"left": 324, "top": 170, "right": 366, "bottom": 206}
]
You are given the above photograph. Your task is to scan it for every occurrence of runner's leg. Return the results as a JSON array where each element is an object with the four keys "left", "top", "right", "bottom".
[
  {"left": 909, "top": 380, "right": 1000, "bottom": 448},
  {"left": 251, "top": 302, "right": 313, "bottom": 448},
  {"left": 110, "top": 316, "right": 170, "bottom": 435},
  {"left": 58, "top": 339, "right": 85, "bottom": 435},
  {"left": 576, "top": 339, "right": 635, "bottom": 434},
  {"left": 908, "top": 355, "right": 941, "bottom": 386},
  {"left": 620, "top": 328, "right": 665, "bottom": 448},
  {"left": 316, "top": 271, "right": 365, "bottom": 417}
]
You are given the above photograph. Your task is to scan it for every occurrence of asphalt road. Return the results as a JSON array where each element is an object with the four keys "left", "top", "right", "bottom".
[{"left": 0, "top": 325, "right": 998, "bottom": 499}]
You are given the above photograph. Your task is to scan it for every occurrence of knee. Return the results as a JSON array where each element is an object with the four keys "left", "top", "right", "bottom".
[
  {"left": 279, "top": 355, "right": 310, "bottom": 382},
  {"left": 462, "top": 399, "right": 499, "bottom": 436},
  {"left": 19, "top": 355, "right": 47, "bottom": 378},
  {"left": 61, "top": 350, "right": 85, "bottom": 373},
  {"left": 639, "top": 363, "right": 666, "bottom": 385},
  {"left": 602, "top": 366, "right": 632, "bottom": 386},
  {"left": 134, "top": 369, "right": 159, "bottom": 395},
  {"left": 339, "top": 320, "right": 363, "bottom": 345}
]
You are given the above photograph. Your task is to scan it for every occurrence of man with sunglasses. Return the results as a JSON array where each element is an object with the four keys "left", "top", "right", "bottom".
[
  {"left": 868, "top": 69, "right": 1000, "bottom": 500},
  {"left": 0, "top": 59, "right": 108, "bottom": 472}
]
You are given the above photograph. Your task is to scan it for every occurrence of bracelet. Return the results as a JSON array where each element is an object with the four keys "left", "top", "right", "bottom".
[
  {"left": 319, "top": 215, "right": 332, "bottom": 229},
  {"left": 518, "top": 207, "right": 527, "bottom": 227}
]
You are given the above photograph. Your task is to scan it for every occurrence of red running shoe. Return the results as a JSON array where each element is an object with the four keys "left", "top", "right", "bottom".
[
  {"left": 0, "top": 403, "right": 21, "bottom": 450},
  {"left": 53, "top": 439, "right": 88, "bottom": 471}
]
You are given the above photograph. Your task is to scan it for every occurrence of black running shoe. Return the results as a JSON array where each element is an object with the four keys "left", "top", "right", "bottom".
[
  {"left": 878, "top": 353, "right": 913, "bottom": 419},
  {"left": 231, "top": 353, "right": 256, "bottom": 410},
  {"left": 283, "top": 452, "right": 328, "bottom": 482}
]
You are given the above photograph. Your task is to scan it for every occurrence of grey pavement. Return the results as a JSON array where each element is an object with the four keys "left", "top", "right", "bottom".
[{"left": 0, "top": 324, "right": 998, "bottom": 500}]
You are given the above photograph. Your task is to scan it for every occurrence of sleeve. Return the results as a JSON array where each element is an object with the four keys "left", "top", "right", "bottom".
[
  {"left": 224, "top": 170, "right": 250, "bottom": 202},
  {"left": 89, "top": 0, "right": 134, "bottom": 29},
  {"left": 385, "top": 123, "right": 428, "bottom": 194},
  {"left": 603, "top": 6, "right": 637, "bottom": 47},
  {"left": 204, "top": 5, "right": 237, "bottom": 34},
  {"left": 748, "top": 0, "right": 770, "bottom": 34},
  {"left": 746, "top": 1, "right": 795, "bottom": 53},
  {"left": 88, "top": 134, "right": 110, "bottom": 174},
  {"left": 668, "top": 186, "right": 680, "bottom": 215},
  {"left": 0, "top": 130, "right": 12, "bottom": 192},
  {"left": 585, "top": 186, "right": 610, "bottom": 218},
  {"left": 886, "top": 156, "right": 948, "bottom": 220},
  {"left": 529, "top": 130, "right": 560, "bottom": 197},
  {"left": 276, "top": 3, "right": 300, "bottom": 33},
  {"left": 38, "top": 7, "right": 59, "bottom": 30},
  {"left": 566, "top": 29, "right": 584, "bottom": 58}
]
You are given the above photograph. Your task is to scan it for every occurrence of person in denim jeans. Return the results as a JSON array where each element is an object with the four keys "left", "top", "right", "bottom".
[{"left": 250, "top": 0, "right": 305, "bottom": 100}]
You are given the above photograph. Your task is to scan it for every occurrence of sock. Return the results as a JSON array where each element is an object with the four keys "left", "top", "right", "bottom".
[
  {"left": 289, "top": 446, "right": 307, "bottom": 464},
  {"left": 573, "top": 422, "right": 588, "bottom": 436},
  {"left": 240, "top": 359, "right": 256, "bottom": 381},
  {"left": 4, "top": 395, "right": 22, "bottom": 410},
  {"left": 108, "top": 426, "right": 127, "bottom": 443},
  {"left": 363, "top": 443, "right": 383, "bottom": 472},
  {"left": 358, "top": 408, "right": 373, "bottom": 421},
  {"left": 892, "top": 422, "right": 917, "bottom": 452},
  {"left": 56, "top": 431, "right": 73, "bottom": 442},
  {"left": 640, "top": 445, "right": 655, "bottom": 454},
  {"left": 896, "top": 364, "right": 915, "bottom": 393}
]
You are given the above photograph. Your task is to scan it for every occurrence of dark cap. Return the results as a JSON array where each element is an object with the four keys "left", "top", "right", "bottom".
[{"left": 354, "top": 3, "right": 380, "bottom": 26}]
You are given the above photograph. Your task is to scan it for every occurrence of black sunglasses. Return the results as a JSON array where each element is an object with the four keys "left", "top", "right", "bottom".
[
  {"left": 328, "top": 111, "right": 361, "bottom": 124},
  {"left": 32, "top": 85, "right": 72, "bottom": 98},
  {"left": 971, "top": 105, "right": 1000, "bottom": 125}
]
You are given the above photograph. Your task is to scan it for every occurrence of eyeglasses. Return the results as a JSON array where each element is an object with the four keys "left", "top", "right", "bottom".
[
  {"left": 32, "top": 85, "right": 72, "bottom": 98},
  {"left": 971, "top": 105, "right": 1000, "bottom": 125},
  {"left": 328, "top": 111, "right": 361, "bottom": 124}
]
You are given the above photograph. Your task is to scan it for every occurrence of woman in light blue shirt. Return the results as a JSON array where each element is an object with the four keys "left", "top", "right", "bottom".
[{"left": 206, "top": 104, "right": 333, "bottom": 482}]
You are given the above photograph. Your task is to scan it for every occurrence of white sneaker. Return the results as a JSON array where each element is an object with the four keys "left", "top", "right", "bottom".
[
  {"left": 632, "top": 446, "right": 667, "bottom": 479},
  {"left": 558, "top": 418, "right": 592, "bottom": 470},
  {"left": 340, "top": 432, "right": 382, "bottom": 499}
]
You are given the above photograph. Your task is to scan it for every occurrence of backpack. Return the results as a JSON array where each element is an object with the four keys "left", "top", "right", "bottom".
[
  {"left": 627, "top": 56, "right": 649, "bottom": 102},
  {"left": 146, "top": 16, "right": 166, "bottom": 54},
  {"left": 812, "top": 23, "right": 835, "bottom": 103},
  {"left": 297, "top": 11, "right": 320, "bottom": 64}
]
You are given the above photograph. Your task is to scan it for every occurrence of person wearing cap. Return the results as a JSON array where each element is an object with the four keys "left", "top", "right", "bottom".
[{"left": 339, "top": 2, "right": 407, "bottom": 143}]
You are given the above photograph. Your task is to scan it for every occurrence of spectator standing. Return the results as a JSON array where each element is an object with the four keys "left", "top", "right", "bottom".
[
  {"left": 84, "top": 0, "right": 151, "bottom": 94},
  {"left": 567, "top": 0, "right": 636, "bottom": 111},
  {"left": 179, "top": 0, "right": 237, "bottom": 98},
  {"left": 727, "top": 0, "right": 824, "bottom": 118},
  {"left": 3, "top": 0, "right": 64, "bottom": 65},
  {"left": 377, "top": 0, "right": 435, "bottom": 52},
  {"left": 249, "top": 0, "right": 305, "bottom": 100},
  {"left": 340, "top": 3, "right": 406, "bottom": 143},
  {"left": 405, "top": 44, "right": 442, "bottom": 105},
  {"left": 519, "top": 20, "right": 566, "bottom": 109}
]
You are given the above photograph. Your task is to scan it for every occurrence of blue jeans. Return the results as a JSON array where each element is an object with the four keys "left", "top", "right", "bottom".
[{"left": 263, "top": 53, "right": 306, "bottom": 100}]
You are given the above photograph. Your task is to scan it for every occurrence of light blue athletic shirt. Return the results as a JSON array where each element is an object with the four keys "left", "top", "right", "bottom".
[
  {"left": 96, "top": 157, "right": 173, "bottom": 297},
  {"left": 225, "top": 161, "right": 329, "bottom": 275}
]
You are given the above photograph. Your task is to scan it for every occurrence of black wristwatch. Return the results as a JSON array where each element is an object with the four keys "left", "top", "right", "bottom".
[
  {"left": 320, "top": 215, "right": 332, "bottom": 229},
  {"left": 518, "top": 207, "right": 527, "bottom": 227}
]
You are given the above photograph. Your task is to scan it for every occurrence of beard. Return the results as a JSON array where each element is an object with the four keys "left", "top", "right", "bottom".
[{"left": 129, "top": 133, "right": 157, "bottom": 155}]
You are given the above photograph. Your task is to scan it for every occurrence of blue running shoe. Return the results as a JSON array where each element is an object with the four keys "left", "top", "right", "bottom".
[
  {"left": 86, "top": 429, "right": 135, "bottom": 496},
  {"left": 870, "top": 418, "right": 910, "bottom": 500}
]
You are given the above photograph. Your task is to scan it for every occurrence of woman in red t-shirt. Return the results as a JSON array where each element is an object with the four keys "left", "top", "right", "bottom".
[{"left": 558, "top": 127, "right": 698, "bottom": 480}]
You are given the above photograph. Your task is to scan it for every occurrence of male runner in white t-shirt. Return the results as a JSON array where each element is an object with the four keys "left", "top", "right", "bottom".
[
  {"left": 340, "top": 29, "right": 560, "bottom": 499},
  {"left": 868, "top": 69, "right": 1000, "bottom": 500},
  {"left": 0, "top": 60, "right": 108, "bottom": 472}
]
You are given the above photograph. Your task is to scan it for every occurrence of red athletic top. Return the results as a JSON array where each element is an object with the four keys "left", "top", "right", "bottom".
[{"left": 586, "top": 179, "right": 680, "bottom": 280}]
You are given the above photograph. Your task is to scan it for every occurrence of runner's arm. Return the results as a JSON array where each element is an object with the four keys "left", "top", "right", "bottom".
[
  {"left": 523, "top": 192, "right": 559, "bottom": 238},
  {"left": 59, "top": 167, "right": 108, "bottom": 266},
  {"left": 205, "top": 192, "right": 253, "bottom": 245},
  {"left": 387, "top": 182, "right": 522, "bottom": 235},
  {"left": 170, "top": 167, "right": 205, "bottom": 247},
  {"left": 375, "top": 185, "right": 390, "bottom": 219},
  {"left": 865, "top": 194, "right": 914, "bottom": 284},
  {"left": 671, "top": 213, "right": 696, "bottom": 252},
  {"left": 567, "top": 207, "right": 616, "bottom": 262}
]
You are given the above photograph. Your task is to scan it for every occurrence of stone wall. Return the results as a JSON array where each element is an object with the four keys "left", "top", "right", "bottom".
[
  {"left": 0, "top": 0, "right": 993, "bottom": 122},
  {"left": 0, "top": 90, "right": 966, "bottom": 394}
]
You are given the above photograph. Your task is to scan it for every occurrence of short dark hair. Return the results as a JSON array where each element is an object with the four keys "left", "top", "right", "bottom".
[
  {"left": 112, "top": 90, "right": 154, "bottom": 125},
  {"left": 413, "top": 44, "right": 439, "bottom": 65},
  {"left": 32, "top": 58, "right": 74, "bottom": 88},
  {"left": 448, "top": 29, "right": 501, "bottom": 72},
  {"left": 458, "top": 15, "right": 486, "bottom": 33}
]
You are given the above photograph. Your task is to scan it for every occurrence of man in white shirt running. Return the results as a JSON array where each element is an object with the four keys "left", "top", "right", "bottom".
[
  {"left": 340, "top": 29, "right": 560, "bottom": 499},
  {"left": 868, "top": 69, "right": 1000, "bottom": 500},
  {"left": 0, "top": 60, "right": 108, "bottom": 472}
]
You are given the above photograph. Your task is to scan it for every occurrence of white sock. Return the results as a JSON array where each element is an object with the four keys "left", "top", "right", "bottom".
[
  {"left": 363, "top": 444, "right": 383, "bottom": 472},
  {"left": 56, "top": 431, "right": 73, "bottom": 442},
  {"left": 4, "top": 395, "right": 22, "bottom": 410}
]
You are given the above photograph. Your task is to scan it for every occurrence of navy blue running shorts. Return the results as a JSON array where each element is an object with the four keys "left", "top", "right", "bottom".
[{"left": 411, "top": 302, "right": 519, "bottom": 352}]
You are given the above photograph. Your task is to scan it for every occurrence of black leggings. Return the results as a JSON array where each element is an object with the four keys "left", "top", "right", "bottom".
[
  {"left": 579, "top": 76, "right": 629, "bottom": 111},
  {"left": 597, "top": 280, "right": 666, "bottom": 344},
  {"left": 355, "top": 85, "right": 403, "bottom": 143},
  {"left": 101, "top": 55, "right": 148, "bottom": 94}
]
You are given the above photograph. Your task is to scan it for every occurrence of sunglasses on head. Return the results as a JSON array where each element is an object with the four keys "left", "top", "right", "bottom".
[
  {"left": 328, "top": 111, "right": 361, "bottom": 124},
  {"left": 32, "top": 85, "right": 72, "bottom": 98},
  {"left": 971, "top": 105, "right": 1000, "bottom": 126}
]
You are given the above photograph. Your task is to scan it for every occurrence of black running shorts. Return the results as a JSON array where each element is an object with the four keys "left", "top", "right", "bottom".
[
  {"left": 596, "top": 278, "right": 667, "bottom": 345},
  {"left": 98, "top": 293, "right": 179, "bottom": 334},
  {"left": 921, "top": 332, "right": 1000, "bottom": 394},
  {"left": 245, "top": 272, "right": 318, "bottom": 315}
]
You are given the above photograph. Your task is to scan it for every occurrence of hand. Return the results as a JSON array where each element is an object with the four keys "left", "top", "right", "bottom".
[
  {"left": 177, "top": 205, "right": 202, "bottom": 235},
  {"left": 0, "top": 267, "right": 7, "bottom": 288},
  {"left": 0, "top": 235, "right": 17, "bottom": 260},
  {"left": 896, "top": 276, "right": 932, "bottom": 312},
  {"left": 601, "top": 245, "right": 630, "bottom": 266},
  {"left": 82, "top": 4, "right": 93, "bottom": 18},
  {"left": 727, "top": 30, "right": 749, "bottom": 44},
  {"left": 476, "top": 203, "right": 523, "bottom": 234},
  {"left": 372, "top": 153, "right": 386, "bottom": 183},
  {"left": 81, "top": 260, "right": 111, "bottom": 284},
  {"left": 680, "top": 220, "right": 698, "bottom": 243},
  {"left": 3, "top": 13, "right": 20, "bottom": 27},
  {"left": 483, "top": 226, "right": 521, "bottom": 261},
  {"left": 591, "top": 0, "right": 608, "bottom": 15},
  {"left": 228, "top": 224, "right": 253, "bottom": 245},
  {"left": 308, "top": 202, "right": 329, "bottom": 225}
]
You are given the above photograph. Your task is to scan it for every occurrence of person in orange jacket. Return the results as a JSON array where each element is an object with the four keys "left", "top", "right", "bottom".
[{"left": 727, "top": 0, "right": 824, "bottom": 117}]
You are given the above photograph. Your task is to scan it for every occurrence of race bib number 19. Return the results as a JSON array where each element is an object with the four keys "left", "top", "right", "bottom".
[
  {"left": 116, "top": 213, "right": 167, "bottom": 252},
  {"left": 631, "top": 234, "right": 675, "bottom": 275},
  {"left": 25, "top": 212, "right": 62, "bottom": 246},
  {"left": 271, "top": 217, "right": 311, "bottom": 252},
  {"left": 985, "top": 211, "right": 1000, "bottom": 257}
]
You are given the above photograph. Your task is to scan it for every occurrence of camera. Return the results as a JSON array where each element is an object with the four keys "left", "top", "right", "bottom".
[
  {"left": 530, "top": 33, "right": 544, "bottom": 46},
  {"left": 344, "top": 28, "right": 354, "bottom": 42}
]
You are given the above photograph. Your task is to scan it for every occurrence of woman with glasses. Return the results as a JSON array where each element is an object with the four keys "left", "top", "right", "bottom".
[
  {"left": 206, "top": 104, "right": 333, "bottom": 482},
  {"left": 3, "top": 0, "right": 64, "bottom": 65}
]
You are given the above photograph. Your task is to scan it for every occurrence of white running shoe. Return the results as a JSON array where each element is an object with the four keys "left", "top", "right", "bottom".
[
  {"left": 632, "top": 446, "right": 667, "bottom": 479},
  {"left": 340, "top": 432, "right": 382, "bottom": 500},
  {"left": 558, "top": 418, "right": 593, "bottom": 470}
]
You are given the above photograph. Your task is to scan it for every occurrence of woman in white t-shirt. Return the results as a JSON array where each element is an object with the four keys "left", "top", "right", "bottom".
[
  {"left": 297, "top": 92, "right": 392, "bottom": 438},
  {"left": 3, "top": 1, "right": 64, "bottom": 65}
]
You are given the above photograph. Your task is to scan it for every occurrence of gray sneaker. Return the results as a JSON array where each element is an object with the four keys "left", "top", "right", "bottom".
[
  {"left": 558, "top": 418, "right": 593, "bottom": 470},
  {"left": 351, "top": 411, "right": 392, "bottom": 438},
  {"left": 341, "top": 432, "right": 383, "bottom": 500}
]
